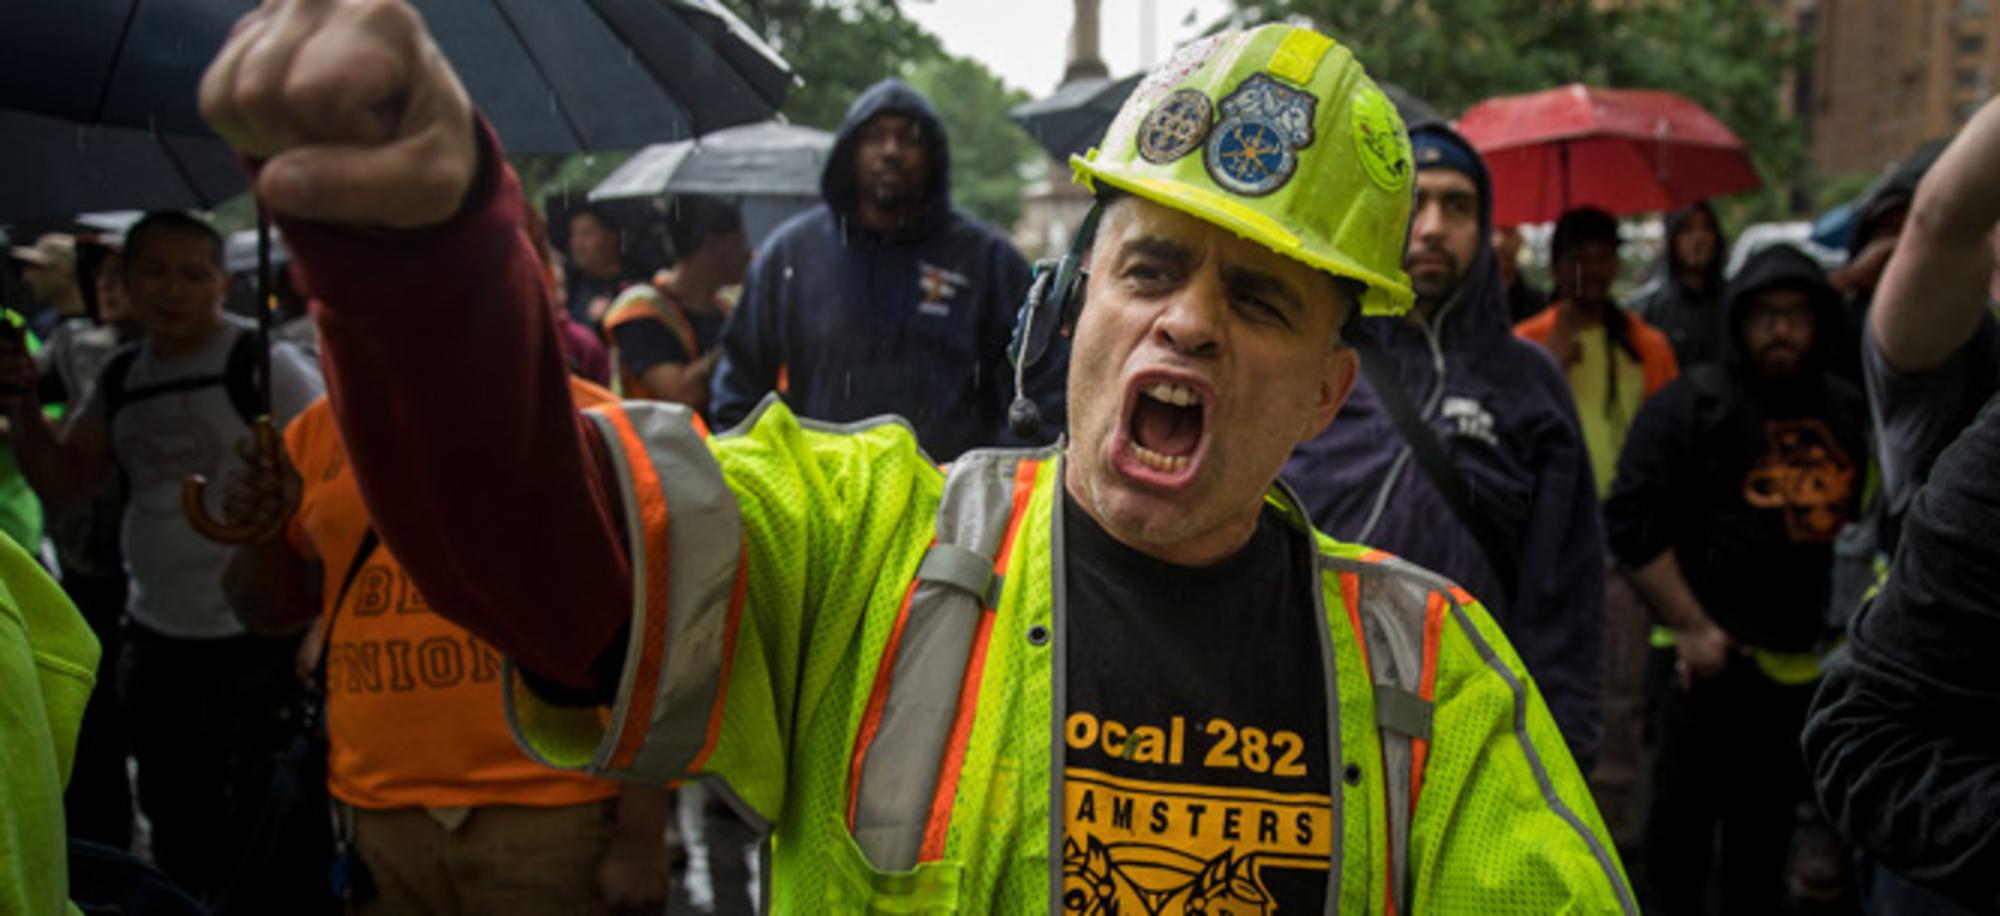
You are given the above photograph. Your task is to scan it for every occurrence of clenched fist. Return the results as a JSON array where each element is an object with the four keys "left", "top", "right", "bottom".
[{"left": 200, "top": 0, "right": 478, "bottom": 228}]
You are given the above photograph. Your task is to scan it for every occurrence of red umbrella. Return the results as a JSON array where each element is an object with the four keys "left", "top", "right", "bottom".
[{"left": 1455, "top": 83, "right": 1762, "bottom": 226}]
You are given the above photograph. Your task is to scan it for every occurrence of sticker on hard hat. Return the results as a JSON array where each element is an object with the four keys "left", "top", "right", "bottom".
[
  {"left": 1138, "top": 89, "right": 1213, "bottom": 164},
  {"left": 1134, "top": 34, "right": 1225, "bottom": 105},
  {"left": 1204, "top": 73, "right": 1318, "bottom": 197},
  {"left": 1350, "top": 86, "right": 1413, "bottom": 193}
]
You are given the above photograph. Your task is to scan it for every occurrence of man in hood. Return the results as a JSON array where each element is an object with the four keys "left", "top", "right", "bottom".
[
  {"left": 1282, "top": 123, "right": 1605, "bottom": 770},
  {"left": 1605, "top": 244, "right": 1866, "bottom": 916},
  {"left": 707, "top": 79, "right": 1054, "bottom": 460},
  {"left": 1631, "top": 201, "right": 1729, "bottom": 368}
]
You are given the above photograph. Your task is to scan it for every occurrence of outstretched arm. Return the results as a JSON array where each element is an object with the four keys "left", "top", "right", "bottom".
[
  {"left": 1871, "top": 96, "right": 2000, "bottom": 373},
  {"left": 200, "top": 0, "right": 629, "bottom": 692}
]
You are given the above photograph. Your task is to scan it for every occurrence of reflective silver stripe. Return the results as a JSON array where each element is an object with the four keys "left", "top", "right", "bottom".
[
  {"left": 1355, "top": 552, "right": 1639, "bottom": 915},
  {"left": 1047, "top": 459, "right": 1071, "bottom": 916},
  {"left": 916, "top": 543, "right": 1001, "bottom": 608},
  {"left": 850, "top": 448, "right": 1045, "bottom": 871},
  {"left": 1308, "top": 557, "right": 1348, "bottom": 916},
  {"left": 1323, "top": 554, "right": 1433, "bottom": 914},
  {"left": 1374, "top": 686, "right": 1433, "bottom": 741},
  {"left": 1443, "top": 593, "right": 1642, "bottom": 915},
  {"left": 502, "top": 402, "right": 743, "bottom": 785}
]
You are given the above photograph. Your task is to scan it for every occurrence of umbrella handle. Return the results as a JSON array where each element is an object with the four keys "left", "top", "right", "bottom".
[{"left": 181, "top": 417, "right": 283, "bottom": 545}]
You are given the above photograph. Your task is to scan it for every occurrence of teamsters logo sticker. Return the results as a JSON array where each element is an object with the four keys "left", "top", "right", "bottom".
[
  {"left": 1204, "top": 73, "right": 1318, "bottom": 197},
  {"left": 1138, "top": 89, "right": 1213, "bottom": 164}
]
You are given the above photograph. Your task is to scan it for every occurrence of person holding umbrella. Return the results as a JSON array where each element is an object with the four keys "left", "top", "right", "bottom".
[
  {"left": 200, "top": 5, "right": 1636, "bottom": 912},
  {"left": 0, "top": 212, "right": 325, "bottom": 908}
]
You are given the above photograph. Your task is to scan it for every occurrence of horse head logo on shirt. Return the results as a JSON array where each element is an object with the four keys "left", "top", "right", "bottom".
[
  {"left": 1063, "top": 836, "right": 1277, "bottom": 916},
  {"left": 1743, "top": 418, "right": 1856, "bottom": 543}
]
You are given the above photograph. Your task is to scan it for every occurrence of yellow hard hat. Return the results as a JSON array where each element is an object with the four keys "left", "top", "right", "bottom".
[{"left": 1072, "top": 24, "right": 1416, "bottom": 316}]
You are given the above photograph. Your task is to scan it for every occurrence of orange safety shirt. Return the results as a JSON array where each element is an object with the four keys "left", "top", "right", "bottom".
[{"left": 287, "top": 380, "right": 624, "bottom": 810}]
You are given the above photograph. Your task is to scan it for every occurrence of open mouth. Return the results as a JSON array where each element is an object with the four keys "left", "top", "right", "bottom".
[{"left": 1115, "top": 375, "right": 1211, "bottom": 488}]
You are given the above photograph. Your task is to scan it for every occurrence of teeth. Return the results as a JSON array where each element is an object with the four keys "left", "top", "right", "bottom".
[
  {"left": 1142, "top": 381, "right": 1200, "bottom": 407},
  {"left": 1132, "top": 444, "right": 1190, "bottom": 472}
]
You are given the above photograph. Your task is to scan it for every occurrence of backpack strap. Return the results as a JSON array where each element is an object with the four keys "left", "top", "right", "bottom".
[
  {"left": 1354, "top": 338, "right": 1520, "bottom": 615},
  {"left": 846, "top": 448, "right": 1050, "bottom": 872},
  {"left": 101, "top": 327, "right": 266, "bottom": 427},
  {"left": 313, "top": 527, "right": 380, "bottom": 691},
  {"left": 97, "top": 342, "right": 143, "bottom": 422}
]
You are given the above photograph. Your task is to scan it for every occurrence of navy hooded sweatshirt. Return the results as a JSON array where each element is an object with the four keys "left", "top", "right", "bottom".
[
  {"left": 1605, "top": 245, "right": 1868, "bottom": 652},
  {"left": 708, "top": 79, "right": 1054, "bottom": 460},
  {"left": 1281, "top": 124, "right": 1606, "bottom": 768}
]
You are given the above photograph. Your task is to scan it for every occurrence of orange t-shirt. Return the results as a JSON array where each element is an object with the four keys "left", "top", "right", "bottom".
[{"left": 287, "top": 379, "right": 622, "bottom": 810}]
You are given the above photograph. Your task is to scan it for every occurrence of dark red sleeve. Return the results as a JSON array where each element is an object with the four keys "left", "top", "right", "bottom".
[{"left": 275, "top": 118, "right": 630, "bottom": 691}]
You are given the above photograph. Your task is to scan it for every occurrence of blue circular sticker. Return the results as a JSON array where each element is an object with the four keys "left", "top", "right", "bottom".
[{"left": 1206, "top": 119, "right": 1295, "bottom": 196}]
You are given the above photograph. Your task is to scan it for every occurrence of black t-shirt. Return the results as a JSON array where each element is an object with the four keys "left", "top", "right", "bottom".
[{"left": 1061, "top": 492, "right": 1332, "bottom": 913}]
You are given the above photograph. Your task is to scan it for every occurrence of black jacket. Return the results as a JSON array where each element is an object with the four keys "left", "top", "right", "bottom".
[
  {"left": 1630, "top": 201, "right": 1729, "bottom": 369},
  {"left": 1605, "top": 246, "right": 1868, "bottom": 651},
  {"left": 1283, "top": 123, "right": 1605, "bottom": 766},
  {"left": 1803, "top": 396, "right": 2000, "bottom": 911}
]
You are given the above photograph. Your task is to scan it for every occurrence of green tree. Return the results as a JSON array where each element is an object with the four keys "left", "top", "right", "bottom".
[
  {"left": 906, "top": 55, "right": 1040, "bottom": 229},
  {"left": 510, "top": 151, "right": 639, "bottom": 216},
  {"left": 720, "top": 0, "right": 945, "bottom": 129},
  {"left": 1223, "top": 0, "right": 1815, "bottom": 221}
]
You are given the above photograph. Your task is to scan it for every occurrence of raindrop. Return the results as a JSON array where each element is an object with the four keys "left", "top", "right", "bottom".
[
  {"left": 782, "top": 266, "right": 794, "bottom": 282},
  {"left": 843, "top": 372, "right": 852, "bottom": 400}
]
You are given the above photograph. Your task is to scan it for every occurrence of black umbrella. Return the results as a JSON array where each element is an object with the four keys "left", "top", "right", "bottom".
[
  {"left": 0, "top": 109, "right": 244, "bottom": 223},
  {"left": 1010, "top": 73, "right": 1144, "bottom": 164},
  {"left": 1010, "top": 73, "right": 1443, "bottom": 165},
  {"left": 588, "top": 121, "right": 832, "bottom": 248},
  {"left": 3, "top": 0, "right": 794, "bottom": 541},
  {"left": 0, "top": 0, "right": 794, "bottom": 154},
  {"left": 591, "top": 121, "right": 833, "bottom": 199}
]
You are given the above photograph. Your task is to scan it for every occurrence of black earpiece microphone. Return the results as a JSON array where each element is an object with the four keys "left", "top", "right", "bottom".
[
  {"left": 1007, "top": 266, "right": 1055, "bottom": 439},
  {"left": 1007, "top": 204, "right": 1101, "bottom": 440}
]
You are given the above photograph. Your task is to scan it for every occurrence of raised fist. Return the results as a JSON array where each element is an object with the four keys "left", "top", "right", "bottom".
[{"left": 200, "top": 0, "right": 477, "bottom": 228}]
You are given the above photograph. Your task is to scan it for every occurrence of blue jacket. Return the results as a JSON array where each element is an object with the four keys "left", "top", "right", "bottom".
[
  {"left": 709, "top": 79, "right": 1052, "bottom": 460},
  {"left": 1282, "top": 124, "right": 1606, "bottom": 767}
]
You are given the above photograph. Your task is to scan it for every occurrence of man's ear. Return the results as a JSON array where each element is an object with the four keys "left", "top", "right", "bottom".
[{"left": 1301, "top": 344, "right": 1358, "bottom": 444}]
